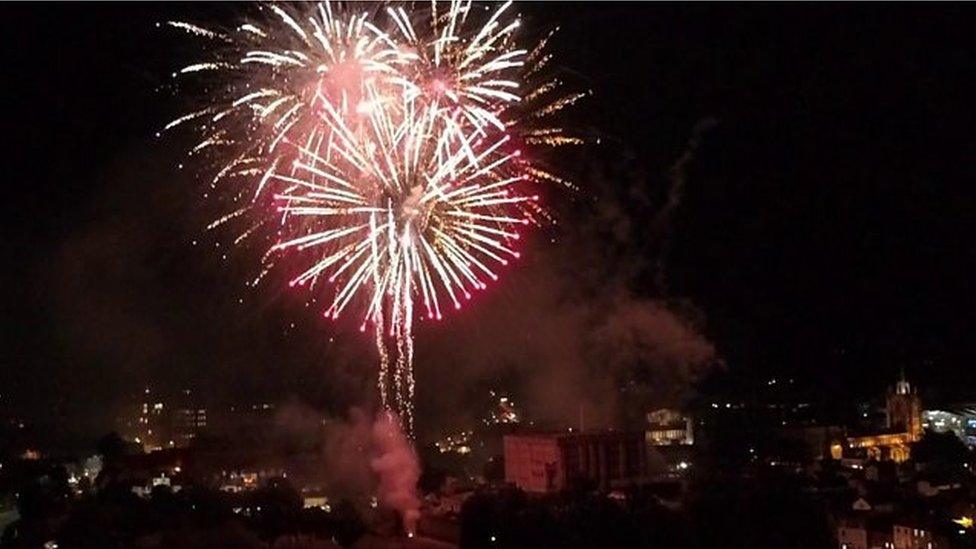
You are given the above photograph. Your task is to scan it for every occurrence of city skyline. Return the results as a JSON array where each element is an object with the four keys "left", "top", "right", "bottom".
[{"left": 6, "top": 4, "right": 976, "bottom": 548}]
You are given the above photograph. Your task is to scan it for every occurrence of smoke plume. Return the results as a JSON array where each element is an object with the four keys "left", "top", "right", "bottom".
[
  {"left": 276, "top": 405, "right": 420, "bottom": 534},
  {"left": 370, "top": 412, "right": 421, "bottom": 535},
  {"left": 413, "top": 139, "right": 721, "bottom": 435}
]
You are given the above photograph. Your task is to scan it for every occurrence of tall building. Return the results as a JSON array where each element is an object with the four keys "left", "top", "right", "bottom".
[
  {"left": 172, "top": 388, "right": 207, "bottom": 447},
  {"left": 173, "top": 407, "right": 207, "bottom": 446},
  {"left": 843, "top": 373, "right": 923, "bottom": 463},
  {"left": 886, "top": 372, "right": 923, "bottom": 443},
  {"left": 115, "top": 386, "right": 210, "bottom": 451},
  {"left": 504, "top": 431, "right": 647, "bottom": 493},
  {"left": 137, "top": 386, "right": 167, "bottom": 452}
]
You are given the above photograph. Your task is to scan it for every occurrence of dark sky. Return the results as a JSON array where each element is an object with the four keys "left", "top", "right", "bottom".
[{"left": 4, "top": 3, "right": 976, "bottom": 442}]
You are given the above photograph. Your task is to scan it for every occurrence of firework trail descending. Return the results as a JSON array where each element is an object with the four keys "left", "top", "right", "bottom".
[{"left": 165, "top": 1, "right": 583, "bottom": 434}]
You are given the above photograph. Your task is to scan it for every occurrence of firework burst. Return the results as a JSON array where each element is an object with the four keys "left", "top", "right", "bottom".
[{"left": 165, "top": 1, "right": 582, "bottom": 434}]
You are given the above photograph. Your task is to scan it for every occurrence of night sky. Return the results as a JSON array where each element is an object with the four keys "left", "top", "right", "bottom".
[{"left": 4, "top": 4, "right": 976, "bottom": 443}]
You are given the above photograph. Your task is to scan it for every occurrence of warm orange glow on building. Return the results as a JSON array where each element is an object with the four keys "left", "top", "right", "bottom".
[
  {"left": 846, "top": 433, "right": 912, "bottom": 463},
  {"left": 887, "top": 373, "right": 923, "bottom": 442},
  {"left": 848, "top": 432, "right": 913, "bottom": 449},
  {"left": 837, "top": 374, "right": 923, "bottom": 464},
  {"left": 830, "top": 442, "right": 843, "bottom": 460}
]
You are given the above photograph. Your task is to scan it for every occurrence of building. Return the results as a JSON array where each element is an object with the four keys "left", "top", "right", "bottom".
[
  {"left": 114, "top": 386, "right": 212, "bottom": 451},
  {"left": 837, "top": 523, "right": 868, "bottom": 549},
  {"left": 645, "top": 408, "right": 693, "bottom": 446},
  {"left": 504, "top": 431, "right": 647, "bottom": 493},
  {"left": 892, "top": 523, "right": 942, "bottom": 549},
  {"left": 119, "top": 386, "right": 167, "bottom": 452},
  {"left": 846, "top": 432, "right": 913, "bottom": 463},
  {"left": 836, "top": 516, "right": 897, "bottom": 549},
  {"left": 835, "top": 517, "right": 949, "bottom": 549},
  {"left": 870, "top": 531, "right": 895, "bottom": 549},
  {"left": 886, "top": 374, "right": 923, "bottom": 442},
  {"left": 841, "top": 374, "right": 923, "bottom": 463},
  {"left": 837, "top": 526, "right": 895, "bottom": 549},
  {"left": 302, "top": 491, "right": 331, "bottom": 512},
  {"left": 168, "top": 387, "right": 207, "bottom": 447},
  {"left": 921, "top": 410, "right": 964, "bottom": 440},
  {"left": 173, "top": 406, "right": 207, "bottom": 446},
  {"left": 920, "top": 405, "right": 976, "bottom": 447}
]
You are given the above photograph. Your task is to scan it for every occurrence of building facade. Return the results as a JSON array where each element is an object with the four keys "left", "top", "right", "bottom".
[
  {"left": 892, "top": 524, "right": 940, "bottom": 549},
  {"left": 841, "top": 374, "right": 923, "bottom": 463},
  {"left": 887, "top": 375, "right": 923, "bottom": 442},
  {"left": 837, "top": 523, "right": 868, "bottom": 549},
  {"left": 504, "top": 431, "right": 647, "bottom": 493},
  {"left": 645, "top": 408, "right": 694, "bottom": 446},
  {"left": 921, "top": 410, "right": 964, "bottom": 440}
]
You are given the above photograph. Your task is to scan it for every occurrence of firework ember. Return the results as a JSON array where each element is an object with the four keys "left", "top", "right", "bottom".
[{"left": 166, "top": 1, "right": 581, "bottom": 434}]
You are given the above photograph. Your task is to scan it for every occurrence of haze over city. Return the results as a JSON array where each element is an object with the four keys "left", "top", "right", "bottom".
[{"left": 3, "top": 3, "right": 976, "bottom": 548}]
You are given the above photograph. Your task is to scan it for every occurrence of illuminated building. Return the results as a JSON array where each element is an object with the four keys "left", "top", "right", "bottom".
[
  {"left": 840, "top": 374, "right": 923, "bottom": 463},
  {"left": 131, "top": 473, "right": 180, "bottom": 499},
  {"left": 302, "top": 492, "right": 331, "bottom": 512},
  {"left": 892, "top": 523, "right": 942, "bottom": 549},
  {"left": 218, "top": 467, "right": 286, "bottom": 493},
  {"left": 886, "top": 373, "right": 923, "bottom": 442},
  {"left": 920, "top": 405, "right": 976, "bottom": 446},
  {"left": 837, "top": 518, "right": 948, "bottom": 549},
  {"left": 136, "top": 386, "right": 166, "bottom": 452},
  {"left": 170, "top": 387, "right": 207, "bottom": 447},
  {"left": 173, "top": 407, "right": 207, "bottom": 446},
  {"left": 846, "top": 432, "right": 913, "bottom": 463},
  {"left": 645, "top": 408, "right": 693, "bottom": 446},
  {"left": 115, "top": 386, "right": 212, "bottom": 450},
  {"left": 504, "top": 431, "right": 647, "bottom": 493},
  {"left": 921, "top": 410, "right": 964, "bottom": 440}
]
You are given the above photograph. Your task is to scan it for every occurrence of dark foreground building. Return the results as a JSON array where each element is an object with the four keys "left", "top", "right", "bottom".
[{"left": 503, "top": 431, "right": 647, "bottom": 493}]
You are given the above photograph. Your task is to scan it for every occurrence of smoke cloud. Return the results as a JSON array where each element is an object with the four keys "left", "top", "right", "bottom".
[
  {"left": 37, "top": 126, "right": 719, "bottom": 446},
  {"left": 275, "top": 405, "right": 419, "bottom": 533},
  {"left": 370, "top": 413, "right": 421, "bottom": 534},
  {"left": 413, "top": 141, "right": 720, "bottom": 436}
]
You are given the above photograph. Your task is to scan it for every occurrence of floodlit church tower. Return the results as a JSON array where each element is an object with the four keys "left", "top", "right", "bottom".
[{"left": 886, "top": 370, "right": 923, "bottom": 442}]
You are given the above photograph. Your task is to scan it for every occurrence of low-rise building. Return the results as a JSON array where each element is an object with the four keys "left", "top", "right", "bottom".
[
  {"left": 837, "top": 522, "right": 868, "bottom": 549},
  {"left": 892, "top": 523, "right": 938, "bottom": 549},
  {"left": 645, "top": 408, "right": 693, "bottom": 446}
]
